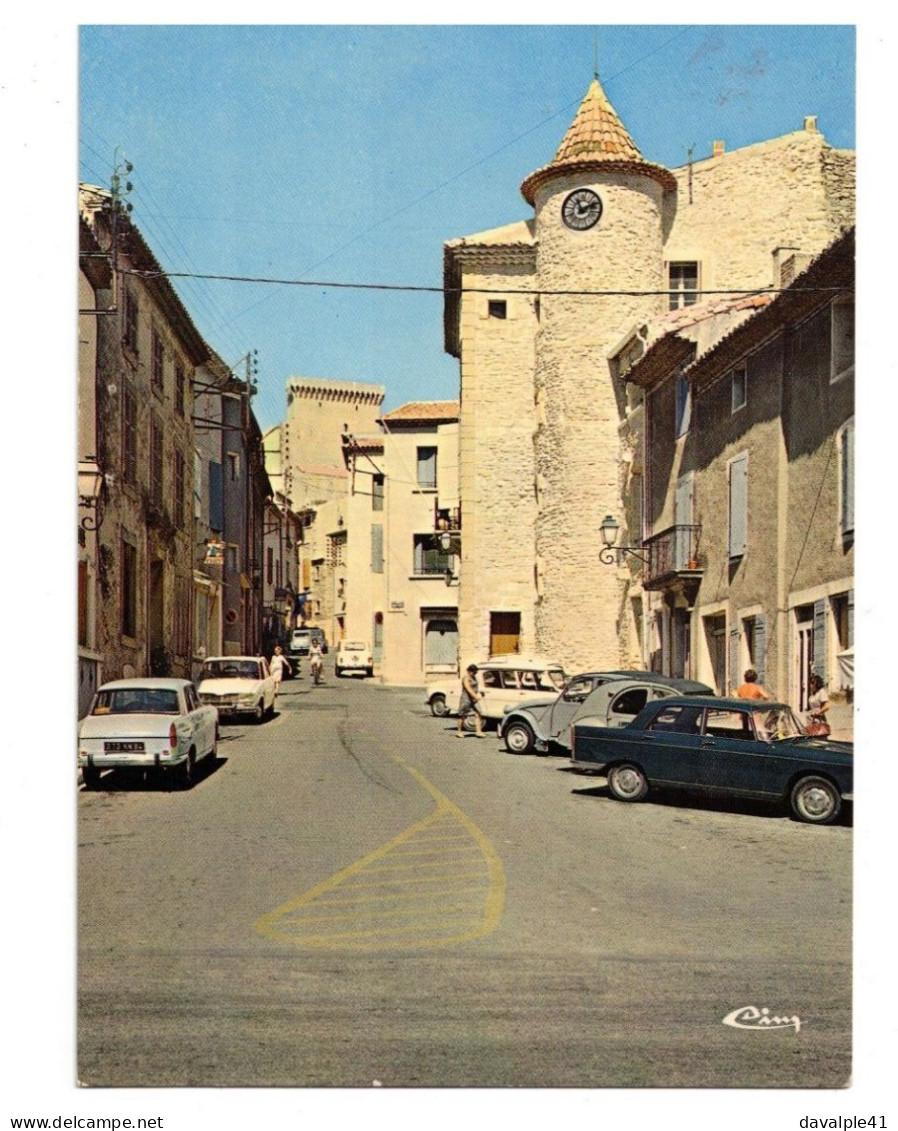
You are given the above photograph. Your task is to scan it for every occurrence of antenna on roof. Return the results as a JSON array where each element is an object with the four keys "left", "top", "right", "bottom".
[{"left": 593, "top": 30, "right": 599, "bottom": 80}]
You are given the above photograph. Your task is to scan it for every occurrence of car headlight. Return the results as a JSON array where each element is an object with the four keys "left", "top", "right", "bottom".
[{"left": 239, "top": 693, "right": 256, "bottom": 704}]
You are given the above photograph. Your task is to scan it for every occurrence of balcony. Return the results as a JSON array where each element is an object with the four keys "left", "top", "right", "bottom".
[
  {"left": 434, "top": 500, "right": 461, "bottom": 555},
  {"left": 642, "top": 524, "right": 703, "bottom": 591}
]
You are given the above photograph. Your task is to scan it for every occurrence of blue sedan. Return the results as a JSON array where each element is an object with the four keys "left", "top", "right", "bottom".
[{"left": 570, "top": 697, "right": 852, "bottom": 825}]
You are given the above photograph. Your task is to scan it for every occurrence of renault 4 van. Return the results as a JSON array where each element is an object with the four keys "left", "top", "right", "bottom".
[{"left": 426, "top": 656, "right": 566, "bottom": 726}]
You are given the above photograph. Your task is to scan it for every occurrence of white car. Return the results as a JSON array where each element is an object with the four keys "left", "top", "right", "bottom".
[
  {"left": 78, "top": 678, "right": 218, "bottom": 790},
  {"left": 426, "top": 656, "right": 567, "bottom": 726},
  {"left": 197, "top": 656, "right": 277, "bottom": 721},
  {"left": 335, "top": 640, "right": 373, "bottom": 678}
]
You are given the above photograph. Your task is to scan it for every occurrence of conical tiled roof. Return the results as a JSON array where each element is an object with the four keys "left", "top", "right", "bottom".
[
  {"left": 552, "top": 77, "right": 643, "bottom": 164},
  {"left": 521, "top": 78, "right": 676, "bottom": 204}
]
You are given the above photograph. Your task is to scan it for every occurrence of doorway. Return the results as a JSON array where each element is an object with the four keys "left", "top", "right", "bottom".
[{"left": 489, "top": 611, "right": 521, "bottom": 656}]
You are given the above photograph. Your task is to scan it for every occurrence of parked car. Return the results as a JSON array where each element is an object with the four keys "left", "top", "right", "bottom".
[
  {"left": 335, "top": 640, "right": 374, "bottom": 678},
  {"left": 309, "top": 627, "right": 329, "bottom": 655},
  {"left": 78, "top": 678, "right": 218, "bottom": 791},
  {"left": 498, "top": 672, "right": 714, "bottom": 755},
  {"left": 426, "top": 656, "right": 567, "bottom": 726},
  {"left": 288, "top": 628, "right": 313, "bottom": 665},
  {"left": 570, "top": 696, "right": 853, "bottom": 825},
  {"left": 197, "top": 656, "right": 276, "bottom": 721}
]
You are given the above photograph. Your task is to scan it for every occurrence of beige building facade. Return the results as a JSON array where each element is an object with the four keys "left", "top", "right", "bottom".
[{"left": 444, "top": 79, "right": 854, "bottom": 674}]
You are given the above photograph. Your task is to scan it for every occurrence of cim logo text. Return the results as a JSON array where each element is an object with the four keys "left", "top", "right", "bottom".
[{"left": 722, "top": 1005, "right": 801, "bottom": 1033}]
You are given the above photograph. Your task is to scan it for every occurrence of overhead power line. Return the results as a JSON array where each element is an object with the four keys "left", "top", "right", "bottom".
[{"left": 126, "top": 268, "right": 845, "bottom": 299}]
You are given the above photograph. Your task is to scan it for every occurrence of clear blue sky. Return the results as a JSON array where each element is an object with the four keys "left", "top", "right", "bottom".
[{"left": 79, "top": 25, "right": 855, "bottom": 432}]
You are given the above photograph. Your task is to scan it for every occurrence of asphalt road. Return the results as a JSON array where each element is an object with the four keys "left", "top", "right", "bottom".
[{"left": 78, "top": 665, "right": 852, "bottom": 1088}]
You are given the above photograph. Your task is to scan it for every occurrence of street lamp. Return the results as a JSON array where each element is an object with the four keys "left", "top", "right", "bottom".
[
  {"left": 78, "top": 460, "right": 105, "bottom": 534},
  {"left": 598, "top": 514, "right": 647, "bottom": 566}
]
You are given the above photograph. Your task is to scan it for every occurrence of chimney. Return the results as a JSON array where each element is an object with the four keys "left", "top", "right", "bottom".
[
  {"left": 712, "top": 140, "right": 725, "bottom": 158},
  {"left": 804, "top": 115, "right": 819, "bottom": 133}
]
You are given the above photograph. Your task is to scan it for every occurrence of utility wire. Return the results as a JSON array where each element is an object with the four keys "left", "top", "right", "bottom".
[{"left": 125, "top": 268, "right": 844, "bottom": 299}]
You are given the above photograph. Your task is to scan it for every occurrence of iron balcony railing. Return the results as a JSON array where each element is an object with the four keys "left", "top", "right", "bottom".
[
  {"left": 434, "top": 500, "right": 462, "bottom": 534},
  {"left": 642, "top": 524, "right": 703, "bottom": 590}
]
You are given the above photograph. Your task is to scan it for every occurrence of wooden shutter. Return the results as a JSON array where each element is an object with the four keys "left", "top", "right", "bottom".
[
  {"left": 728, "top": 626, "right": 740, "bottom": 694},
  {"left": 753, "top": 614, "right": 767, "bottom": 686},
  {"left": 847, "top": 590, "right": 854, "bottom": 647},
  {"left": 813, "top": 599, "right": 827, "bottom": 680},
  {"left": 728, "top": 453, "right": 748, "bottom": 558},
  {"left": 209, "top": 460, "right": 224, "bottom": 531},
  {"left": 841, "top": 420, "right": 854, "bottom": 533},
  {"left": 371, "top": 524, "right": 384, "bottom": 573}
]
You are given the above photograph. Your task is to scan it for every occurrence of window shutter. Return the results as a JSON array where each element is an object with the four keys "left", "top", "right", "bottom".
[
  {"left": 813, "top": 599, "right": 827, "bottom": 680},
  {"left": 754, "top": 614, "right": 767, "bottom": 686},
  {"left": 841, "top": 420, "right": 855, "bottom": 533},
  {"left": 371, "top": 524, "right": 384, "bottom": 573},
  {"left": 209, "top": 461, "right": 224, "bottom": 531},
  {"left": 728, "top": 454, "right": 748, "bottom": 558},
  {"left": 728, "top": 626, "right": 741, "bottom": 694},
  {"left": 847, "top": 590, "right": 854, "bottom": 647}
]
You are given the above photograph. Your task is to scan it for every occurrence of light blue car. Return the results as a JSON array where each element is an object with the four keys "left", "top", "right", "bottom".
[{"left": 497, "top": 671, "right": 713, "bottom": 756}]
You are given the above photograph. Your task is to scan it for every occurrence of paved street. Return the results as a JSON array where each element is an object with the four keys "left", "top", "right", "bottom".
[{"left": 78, "top": 665, "right": 852, "bottom": 1088}]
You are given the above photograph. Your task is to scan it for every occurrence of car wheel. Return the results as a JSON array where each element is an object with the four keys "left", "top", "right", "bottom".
[
  {"left": 174, "top": 750, "right": 196, "bottom": 791},
  {"left": 504, "top": 721, "right": 535, "bottom": 755},
  {"left": 462, "top": 714, "right": 478, "bottom": 733},
  {"left": 335, "top": 667, "right": 343, "bottom": 678},
  {"left": 790, "top": 776, "right": 841, "bottom": 824},
  {"left": 82, "top": 765, "right": 102, "bottom": 790},
  {"left": 607, "top": 763, "right": 648, "bottom": 802},
  {"left": 429, "top": 693, "right": 449, "bottom": 718},
  {"left": 253, "top": 700, "right": 264, "bottom": 723},
  {"left": 366, "top": 667, "right": 374, "bottom": 678},
  {"left": 209, "top": 724, "right": 219, "bottom": 759}
]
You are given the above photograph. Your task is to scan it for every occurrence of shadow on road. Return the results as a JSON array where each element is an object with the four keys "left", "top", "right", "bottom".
[
  {"left": 566, "top": 773, "right": 853, "bottom": 827},
  {"left": 79, "top": 754, "right": 227, "bottom": 793}
]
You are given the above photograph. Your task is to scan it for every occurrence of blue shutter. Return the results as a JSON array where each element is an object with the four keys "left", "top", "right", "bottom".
[
  {"left": 209, "top": 460, "right": 224, "bottom": 531},
  {"left": 754, "top": 614, "right": 767, "bottom": 686},
  {"left": 813, "top": 599, "right": 827, "bottom": 680},
  {"left": 728, "top": 454, "right": 748, "bottom": 558},
  {"left": 728, "top": 626, "right": 741, "bottom": 694},
  {"left": 371, "top": 524, "right": 384, "bottom": 573}
]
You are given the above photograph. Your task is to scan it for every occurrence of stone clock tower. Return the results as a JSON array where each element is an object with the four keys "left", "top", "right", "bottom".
[{"left": 521, "top": 77, "right": 676, "bottom": 668}]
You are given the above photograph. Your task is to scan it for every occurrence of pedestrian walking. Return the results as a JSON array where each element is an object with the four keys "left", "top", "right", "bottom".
[
  {"left": 456, "top": 664, "right": 485, "bottom": 738},
  {"left": 736, "top": 668, "right": 772, "bottom": 701},
  {"left": 805, "top": 673, "right": 831, "bottom": 736},
  {"left": 270, "top": 645, "right": 292, "bottom": 691}
]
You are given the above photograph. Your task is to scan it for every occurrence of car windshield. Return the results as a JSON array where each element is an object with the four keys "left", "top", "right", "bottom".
[
  {"left": 201, "top": 660, "right": 261, "bottom": 680},
  {"left": 754, "top": 706, "right": 806, "bottom": 742},
  {"left": 343, "top": 642, "right": 365, "bottom": 650},
  {"left": 91, "top": 688, "right": 180, "bottom": 715}
]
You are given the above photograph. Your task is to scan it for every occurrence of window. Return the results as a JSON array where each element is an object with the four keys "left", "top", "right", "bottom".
[
  {"left": 704, "top": 708, "right": 755, "bottom": 741},
  {"left": 266, "top": 546, "right": 274, "bottom": 585},
  {"left": 372, "top": 474, "right": 384, "bottom": 511},
  {"left": 150, "top": 420, "right": 164, "bottom": 505},
  {"left": 668, "top": 262, "right": 699, "bottom": 310},
  {"left": 742, "top": 613, "right": 767, "bottom": 685},
  {"left": 675, "top": 373, "right": 692, "bottom": 437},
  {"left": 227, "top": 452, "right": 240, "bottom": 481},
  {"left": 121, "top": 383, "right": 138, "bottom": 485},
  {"left": 173, "top": 451, "right": 185, "bottom": 528},
  {"left": 175, "top": 363, "right": 186, "bottom": 416},
  {"left": 123, "top": 287, "right": 138, "bottom": 353},
  {"left": 610, "top": 688, "right": 649, "bottom": 716},
  {"left": 327, "top": 532, "right": 346, "bottom": 567},
  {"left": 731, "top": 366, "right": 747, "bottom": 412},
  {"left": 78, "top": 560, "right": 89, "bottom": 648},
  {"left": 488, "top": 300, "right": 507, "bottom": 319},
  {"left": 371, "top": 524, "right": 384, "bottom": 573},
  {"left": 413, "top": 534, "right": 451, "bottom": 575},
  {"left": 647, "top": 704, "right": 703, "bottom": 734},
  {"left": 728, "top": 452, "right": 748, "bottom": 559},
  {"left": 831, "top": 298, "right": 854, "bottom": 382},
  {"left": 152, "top": 329, "right": 165, "bottom": 390},
  {"left": 839, "top": 418, "right": 854, "bottom": 535},
  {"left": 416, "top": 446, "right": 437, "bottom": 489},
  {"left": 121, "top": 539, "right": 137, "bottom": 639},
  {"left": 194, "top": 452, "right": 202, "bottom": 518}
]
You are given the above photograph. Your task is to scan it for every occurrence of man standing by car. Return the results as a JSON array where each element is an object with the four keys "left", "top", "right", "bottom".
[{"left": 456, "top": 664, "right": 486, "bottom": 738}]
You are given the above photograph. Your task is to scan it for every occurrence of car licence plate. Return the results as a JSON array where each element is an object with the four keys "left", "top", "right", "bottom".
[{"left": 104, "top": 741, "right": 146, "bottom": 752}]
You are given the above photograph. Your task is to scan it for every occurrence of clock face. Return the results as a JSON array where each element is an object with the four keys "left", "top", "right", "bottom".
[{"left": 562, "top": 188, "right": 603, "bottom": 231}]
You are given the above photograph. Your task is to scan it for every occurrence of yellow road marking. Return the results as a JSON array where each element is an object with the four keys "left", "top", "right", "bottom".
[{"left": 253, "top": 753, "right": 505, "bottom": 949}]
